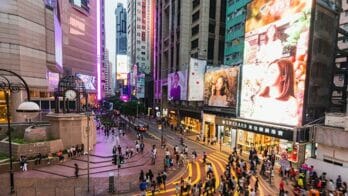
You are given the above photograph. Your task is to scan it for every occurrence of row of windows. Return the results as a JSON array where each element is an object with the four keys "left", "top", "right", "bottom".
[
  {"left": 227, "top": 7, "right": 245, "bottom": 20},
  {"left": 227, "top": 0, "right": 243, "bottom": 6},
  {"left": 225, "top": 51, "right": 242, "bottom": 62},
  {"left": 226, "top": 38, "right": 241, "bottom": 47},
  {"left": 226, "top": 22, "right": 244, "bottom": 34}
]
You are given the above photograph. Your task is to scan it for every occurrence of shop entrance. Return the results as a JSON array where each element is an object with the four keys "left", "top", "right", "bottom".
[
  {"left": 204, "top": 122, "right": 215, "bottom": 143},
  {"left": 237, "top": 130, "right": 280, "bottom": 155}
]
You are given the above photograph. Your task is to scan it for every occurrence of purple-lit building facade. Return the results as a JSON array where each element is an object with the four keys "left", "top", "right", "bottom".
[{"left": 58, "top": 0, "right": 103, "bottom": 103}]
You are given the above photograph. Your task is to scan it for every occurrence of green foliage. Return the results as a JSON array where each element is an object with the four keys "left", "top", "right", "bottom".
[
  {"left": 0, "top": 152, "right": 8, "bottom": 160},
  {"left": 102, "top": 96, "right": 146, "bottom": 117},
  {"left": 12, "top": 138, "right": 27, "bottom": 144}
]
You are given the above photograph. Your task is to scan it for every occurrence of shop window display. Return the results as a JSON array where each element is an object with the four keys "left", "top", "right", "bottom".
[{"left": 0, "top": 92, "right": 6, "bottom": 123}]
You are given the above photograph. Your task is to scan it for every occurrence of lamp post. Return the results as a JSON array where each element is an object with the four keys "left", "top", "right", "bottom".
[
  {"left": 0, "top": 69, "right": 40, "bottom": 194},
  {"left": 86, "top": 112, "right": 91, "bottom": 192}
]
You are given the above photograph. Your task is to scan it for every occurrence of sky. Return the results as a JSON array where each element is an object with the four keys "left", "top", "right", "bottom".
[{"left": 105, "top": 0, "right": 127, "bottom": 66}]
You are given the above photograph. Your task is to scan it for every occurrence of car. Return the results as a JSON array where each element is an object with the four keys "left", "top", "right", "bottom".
[{"left": 136, "top": 124, "right": 148, "bottom": 132}]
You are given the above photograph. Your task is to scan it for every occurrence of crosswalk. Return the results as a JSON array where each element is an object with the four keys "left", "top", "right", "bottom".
[{"left": 145, "top": 151, "right": 230, "bottom": 195}]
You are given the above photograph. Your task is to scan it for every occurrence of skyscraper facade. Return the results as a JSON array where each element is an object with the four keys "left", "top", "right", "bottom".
[
  {"left": 115, "top": 3, "right": 127, "bottom": 55},
  {"left": 154, "top": 0, "right": 226, "bottom": 132},
  {"left": 127, "top": 0, "right": 153, "bottom": 75},
  {"left": 224, "top": 0, "right": 250, "bottom": 66}
]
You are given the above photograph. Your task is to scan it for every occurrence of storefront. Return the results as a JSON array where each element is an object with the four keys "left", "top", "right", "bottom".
[
  {"left": 202, "top": 113, "right": 216, "bottom": 142},
  {"left": 0, "top": 91, "right": 6, "bottom": 123},
  {"left": 180, "top": 109, "right": 201, "bottom": 134},
  {"left": 168, "top": 109, "right": 178, "bottom": 127}
]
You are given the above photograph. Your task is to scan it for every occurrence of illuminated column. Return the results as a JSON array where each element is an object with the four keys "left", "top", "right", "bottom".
[{"left": 97, "top": 0, "right": 101, "bottom": 100}]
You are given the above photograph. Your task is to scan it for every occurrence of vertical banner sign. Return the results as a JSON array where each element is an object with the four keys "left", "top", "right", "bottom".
[
  {"left": 188, "top": 58, "right": 207, "bottom": 101},
  {"left": 137, "top": 73, "right": 145, "bottom": 98}
]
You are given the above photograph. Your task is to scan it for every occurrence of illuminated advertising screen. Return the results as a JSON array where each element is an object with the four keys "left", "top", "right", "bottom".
[
  {"left": 48, "top": 72, "right": 59, "bottom": 91},
  {"left": 188, "top": 58, "right": 207, "bottom": 101},
  {"left": 54, "top": 14, "right": 62, "bottom": 68},
  {"left": 168, "top": 70, "right": 188, "bottom": 101},
  {"left": 204, "top": 66, "right": 239, "bottom": 107},
  {"left": 137, "top": 73, "right": 145, "bottom": 98},
  {"left": 239, "top": 0, "right": 313, "bottom": 126},
  {"left": 116, "top": 55, "right": 129, "bottom": 80},
  {"left": 76, "top": 73, "right": 96, "bottom": 91}
]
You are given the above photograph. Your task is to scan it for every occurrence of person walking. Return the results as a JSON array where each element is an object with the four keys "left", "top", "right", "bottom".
[{"left": 74, "top": 163, "right": 79, "bottom": 178}]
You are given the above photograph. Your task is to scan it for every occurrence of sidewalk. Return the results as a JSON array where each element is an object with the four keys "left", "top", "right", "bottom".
[
  {"left": 0, "top": 117, "right": 185, "bottom": 195},
  {"left": 140, "top": 116, "right": 293, "bottom": 194}
]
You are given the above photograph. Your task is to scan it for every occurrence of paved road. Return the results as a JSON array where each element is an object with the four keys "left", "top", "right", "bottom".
[{"left": 137, "top": 117, "right": 279, "bottom": 196}]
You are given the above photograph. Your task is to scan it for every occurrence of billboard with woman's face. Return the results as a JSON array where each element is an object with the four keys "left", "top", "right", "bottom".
[
  {"left": 204, "top": 67, "right": 239, "bottom": 107},
  {"left": 239, "top": 0, "right": 312, "bottom": 126},
  {"left": 168, "top": 70, "right": 188, "bottom": 101}
]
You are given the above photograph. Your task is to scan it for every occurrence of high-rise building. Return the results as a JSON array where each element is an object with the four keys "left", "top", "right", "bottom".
[
  {"left": 224, "top": 0, "right": 250, "bottom": 66},
  {"left": 58, "top": 0, "right": 103, "bottom": 102},
  {"left": 127, "top": 0, "right": 153, "bottom": 75},
  {"left": 305, "top": 0, "right": 348, "bottom": 182},
  {"left": 154, "top": 0, "right": 226, "bottom": 132},
  {"left": 115, "top": 3, "right": 127, "bottom": 55},
  {"left": 102, "top": 49, "right": 113, "bottom": 96},
  {"left": 0, "top": 0, "right": 59, "bottom": 121}
]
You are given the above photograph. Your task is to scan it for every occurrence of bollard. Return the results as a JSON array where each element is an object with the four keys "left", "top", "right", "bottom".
[{"left": 109, "top": 172, "right": 115, "bottom": 193}]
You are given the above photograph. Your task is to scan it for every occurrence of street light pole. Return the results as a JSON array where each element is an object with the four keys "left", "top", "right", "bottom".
[
  {"left": 5, "top": 92, "right": 14, "bottom": 193},
  {"left": 86, "top": 112, "right": 90, "bottom": 192},
  {"left": 0, "top": 69, "right": 40, "bottom": 194}
]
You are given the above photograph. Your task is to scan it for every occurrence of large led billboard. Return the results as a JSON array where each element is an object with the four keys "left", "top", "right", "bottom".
[
  {"left": 116, "top": 55, "right": 129, "bottom": 80},
  {"left": 204, "top": 67, "right": 239, "bottom": 107},
  {"left": 76, "top": 73, "right": 97, "bottom": 91},
  {"left": 168, "top": 70, "right": 188, "bottom": 101},
  {"left": 188, "top": 58, "right": 207, "bottom": 101},
  {"left": 240, "top": 0, "right": 313, "bottom": 126}
]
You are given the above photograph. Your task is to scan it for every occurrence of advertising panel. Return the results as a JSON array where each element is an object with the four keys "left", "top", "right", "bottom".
[
  {"left": 137, "top": 73, "right": 145, "bottom": 98},
  {"left": 48, "top": 72, "right": 59, "bottom": 91},
  {"left": 54, "top": 14, "right": 62, "bottom": 68},
  {"left": 188, "top": 58, "right": 207, "bottom": 101},
  {"left": 240, "top": 0, "right": 313, "bottom": 126},
  {"left": 204, "top": 66, "right": 239, "bottom": 107},
  {"left": 168, "top": 70, "right": 188, "bottom": 101},
  {"left": 76, "top": 73, "right": 97, "bottom": 91},
  {"left": 116, "top": 55, "right": 129, "bottom": 80}
]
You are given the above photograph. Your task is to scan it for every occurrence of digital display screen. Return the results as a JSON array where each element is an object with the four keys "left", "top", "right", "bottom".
[
  {"left": 239, "top": 0, "right": 313, "bottom": 126},
  {"left": 188, "top": 58, "right": 207, "bottom": 101},
  {"left": 204, "top": 67, "right": 239, "bottom": 107},
  {"left": 116, "top": 55, "right": 129, "bottom": 80},
  {"left": 76, "top": 73, "right": 96, "bottom": 91},
  {"left": 168, "top": 70, "right": 188, "bottom": 101}
]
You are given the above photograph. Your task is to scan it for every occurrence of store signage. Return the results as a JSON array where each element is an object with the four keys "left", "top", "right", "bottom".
[{"left": 217, "top": 118, "right": 294, "bottom": 140}]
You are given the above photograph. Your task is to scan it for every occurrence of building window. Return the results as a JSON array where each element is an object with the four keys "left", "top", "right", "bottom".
[
  {"left": 191, "top": 39, "right": 199, "bottom": 49},
  {"left": 192, "top": 25, "right": 199, "bottom": 36},
  {"left": 209, "top": 23, "right": 215, "bottom": 33},
  {"left": 192, "top": 11, "right": 200, "bottom": 23},
  {"left": 192, "top": 0, "right": 200, "bottom": 9},
  {"left": 208, "top": 38, "right": 214, "bottom": 60},
  {"left": 69, "top": 0, "right": 90, "bottom": 14},
  {"left": 209, "top": 0, "right": 216, "bottom": 19}
]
